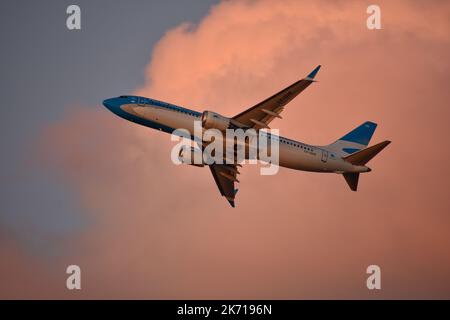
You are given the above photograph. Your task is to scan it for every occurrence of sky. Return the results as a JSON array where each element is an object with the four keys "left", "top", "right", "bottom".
[{"left": 1, "top": 0, "right": 450, "bottom": 299}]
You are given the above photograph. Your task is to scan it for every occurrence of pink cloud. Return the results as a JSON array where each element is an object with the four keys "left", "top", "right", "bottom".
[{"left": 3, "top": 0, "right": 450, "bottom": 298}]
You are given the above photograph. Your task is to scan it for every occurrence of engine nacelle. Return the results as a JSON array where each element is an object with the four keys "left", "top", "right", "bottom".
[
  {"left": 178, "top": 146, "right": 205, "bottom": 167},
  {"left": 201, "top": 111, "right": 231, "bottom": 131}
]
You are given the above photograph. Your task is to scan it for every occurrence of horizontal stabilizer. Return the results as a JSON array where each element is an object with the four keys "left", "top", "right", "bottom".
[
  {"left": 344, "top": 140, "right": 391, "bottom": 166},
  {"left": 343, "top": 173, "right": 360, "bottom": 191}
]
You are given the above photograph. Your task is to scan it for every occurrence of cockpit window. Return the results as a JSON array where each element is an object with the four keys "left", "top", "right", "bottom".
[{"left": 119, "top": 95, "right": 130, "bottom": 98}]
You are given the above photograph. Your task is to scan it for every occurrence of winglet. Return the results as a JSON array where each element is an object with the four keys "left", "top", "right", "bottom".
[{"left": 306, "top": 65, "right": 321, "bottom": 80}]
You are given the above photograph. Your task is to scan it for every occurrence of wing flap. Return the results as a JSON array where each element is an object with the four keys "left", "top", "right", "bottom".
[
  {"left": 232, "top": 65, "right": 321, "bottom": 128},
  {"left": 209, "top": 164, "right": 239, "bottom": 207}
]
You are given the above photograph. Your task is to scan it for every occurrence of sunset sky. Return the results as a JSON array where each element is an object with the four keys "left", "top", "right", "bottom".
[{"left": 1, "top": 0, "right": 450, "bottom": 299}]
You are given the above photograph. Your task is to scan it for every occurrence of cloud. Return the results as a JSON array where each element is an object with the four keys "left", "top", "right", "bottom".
[{"left": 2, "top": 0, "right": 450, "bottom": 298}]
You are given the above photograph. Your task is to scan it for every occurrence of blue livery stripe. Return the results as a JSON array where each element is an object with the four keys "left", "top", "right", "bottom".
[
  {"left": 342, "top": 148, "right": 360, "bottom": 154},
  {"left": 339, "top": 121, "right": 377, "bottom": 146}
]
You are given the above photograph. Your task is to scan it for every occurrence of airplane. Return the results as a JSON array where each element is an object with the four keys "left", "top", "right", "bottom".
[{"left": 103, "top": 65, "right": 391, "bottom": 207}]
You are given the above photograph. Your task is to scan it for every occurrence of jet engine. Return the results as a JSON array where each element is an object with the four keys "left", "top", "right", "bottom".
[
  {"left": 178, "top": 146, "right": 204, "bottom": 167},
  {"left": 201, "top": 111, "right": 231, "bottom": 131}
]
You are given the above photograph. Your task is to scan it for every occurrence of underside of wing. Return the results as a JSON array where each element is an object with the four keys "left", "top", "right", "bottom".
[
  {"left": 209, "top": 164, "right": 240, "bottom": 207},
  {"left": 232, "top": 65, "right": 321, "bottom": 129}
]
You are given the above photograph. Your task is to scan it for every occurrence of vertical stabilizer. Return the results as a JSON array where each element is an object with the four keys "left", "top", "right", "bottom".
[{"left": 328, "top": 121, "right": 378, "bottom": 157}]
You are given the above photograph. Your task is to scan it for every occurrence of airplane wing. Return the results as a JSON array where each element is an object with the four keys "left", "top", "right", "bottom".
[
  {"left": 209, "top": 164, "right": 240, "bottom": 207},
  {"left": 232, "top": 65, "right": 321, "bottom": 129}
]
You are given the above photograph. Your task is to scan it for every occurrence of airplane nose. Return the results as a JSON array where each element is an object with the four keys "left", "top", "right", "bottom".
[{"left": 103, "top": 98, "right": 114, "bottom": 110}]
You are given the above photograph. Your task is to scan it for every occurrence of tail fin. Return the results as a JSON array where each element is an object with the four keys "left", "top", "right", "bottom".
[
  {"left": 327, "top": 121, "right": 377, "bottom": 157},
  {"left": 342, "top": 140, "right": 391, "bottom": 191},
  {"left": 343, "top": 140, "right": 391, "bottom": 166}
]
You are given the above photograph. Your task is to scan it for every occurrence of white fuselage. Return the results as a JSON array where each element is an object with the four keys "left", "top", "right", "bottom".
[{"left": 104, "top": 97, "right": 368, "bottom": 174}]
